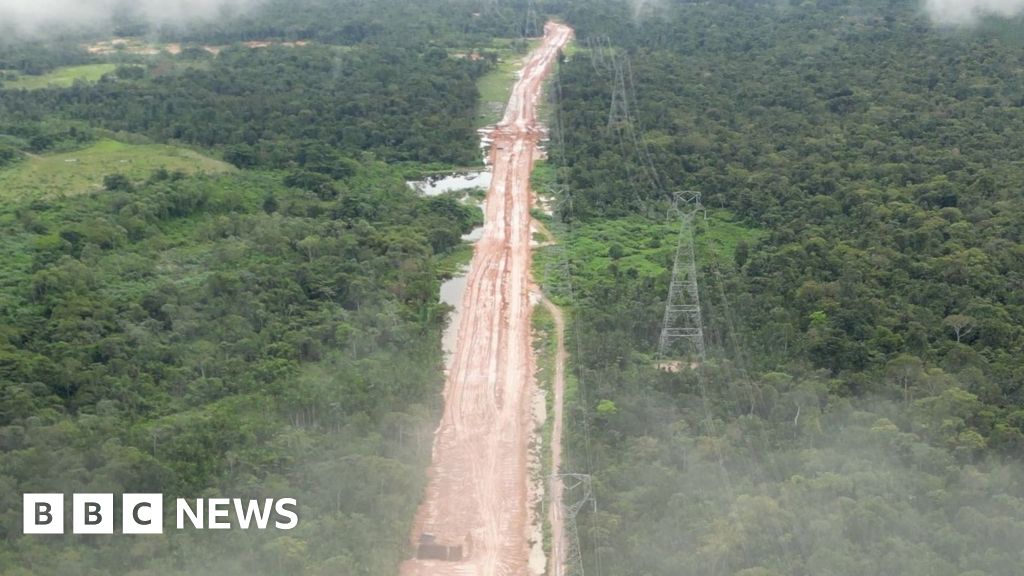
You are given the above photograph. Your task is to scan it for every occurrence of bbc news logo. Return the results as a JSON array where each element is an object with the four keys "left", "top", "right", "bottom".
[{"left": 24, "top": 494, "right": 298, "bottom": 534}]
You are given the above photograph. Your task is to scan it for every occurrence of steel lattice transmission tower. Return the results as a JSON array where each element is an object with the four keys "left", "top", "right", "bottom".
[
  {"left": 525, "top": 0, "right": 540, "bottom": 37},
  {"left": 549, "top": 473, "right": 594, "bottom": 576},
  {"left": 585, "top": 36, "right": 611, "bottom": 71},
  {"left": 658, "top": 191, "right": 706, "bottom": 361},
  {"left": 607, "top": 55, "right": 631, "bottom": 130}
]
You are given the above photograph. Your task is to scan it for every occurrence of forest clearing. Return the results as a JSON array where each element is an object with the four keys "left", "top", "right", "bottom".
[{"left": 402, "top": 22, "right": 573, "bottom": 576}]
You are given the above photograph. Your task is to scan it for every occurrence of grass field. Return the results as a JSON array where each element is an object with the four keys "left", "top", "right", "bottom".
[
  {"left": 475, "top": 39, "right": 542, "bottom": 127},
  {"left": 534, "top": 211, "right": 764, "bottom": 309},
  {"left": 0, "top": 139, "right": 234, "bottom": 200},
  {"left": 2, "top": 64, "right": 119, "bottom": 90}
]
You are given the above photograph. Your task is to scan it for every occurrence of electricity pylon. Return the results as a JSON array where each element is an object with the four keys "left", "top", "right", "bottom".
[
  {"left": 525, "top": 0, "right": 540, "bottom": 37},
  {"left": 607, "top": 55, "right": 631, "bottom": 130},
  {"left": 658, "top": 191, "right": 706, "bottom": 362},
  {"left": 550, "top": 473, "right": 593, "bottom": 576},
  {"left": 586, "top": 36, "right": 611, "bottom": 71}
]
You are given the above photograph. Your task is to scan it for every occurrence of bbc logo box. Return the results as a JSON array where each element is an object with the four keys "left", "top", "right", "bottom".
[
  {"left": 23, "top": 493, "right": 298, "bottom": 534},
  {"left": 22, "top": 494, "right": 63, "bottom": 535},
  {"left": 24, "top": 494, "right": 163, "bottom": 535}
]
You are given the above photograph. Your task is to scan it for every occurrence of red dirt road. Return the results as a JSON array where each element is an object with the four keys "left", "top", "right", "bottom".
[
  {"left": 401, "top": 22, "right": 574, "bottom": 576},
  {"left": 542, "top": 299, "right": 568, "bottom": 576}
]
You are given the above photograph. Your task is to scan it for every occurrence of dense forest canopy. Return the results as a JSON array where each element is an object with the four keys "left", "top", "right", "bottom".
[
  {"left": 0, "top": 163, "right": 478, "bottom": 574},
  {"left": 167, "top": 0, "right": 533, "bottom": 44},
  {"left": 1, "top": 43, "right": 487, "bottom": 168},
  {"left": 2, "top": 0, "right": 1024, "bottom": 574},
  {"left": 0, "top": 0, "right": 534, "bottom": 74},
  {"left": 0, "top": 1, "right": 495, "bottom": 573},
  {"left": 541, "top": 1, "right": 1024, "bottom": 575}
]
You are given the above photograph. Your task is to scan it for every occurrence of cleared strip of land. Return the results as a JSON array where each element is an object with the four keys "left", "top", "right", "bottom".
[{"left": 401, "top": 22, "right": 574, "bottom": 576}]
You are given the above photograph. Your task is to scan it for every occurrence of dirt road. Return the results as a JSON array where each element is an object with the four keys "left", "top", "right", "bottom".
[
  {"left": 541, "top": 299, "right": 568, "bottom": 576},
  {"left": 401, "top": 22, "right": 574, "bottom": 576}
]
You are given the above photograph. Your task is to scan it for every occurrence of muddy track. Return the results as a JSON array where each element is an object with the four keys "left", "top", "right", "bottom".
[
  {"left": 541, "top": 298, "right": 568, "bottom": 576},
  {"left": 401, "top": 22, "right": 574, "bottom": 576}
]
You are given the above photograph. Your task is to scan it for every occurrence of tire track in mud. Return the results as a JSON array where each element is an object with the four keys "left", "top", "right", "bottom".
[{"left": 400, "top": 22, "right": 574, "bottom": 576}]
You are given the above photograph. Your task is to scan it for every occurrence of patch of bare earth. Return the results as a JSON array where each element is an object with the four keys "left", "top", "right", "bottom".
[{"left": 400, "top": 22, "right": 574, "bottom": 576}]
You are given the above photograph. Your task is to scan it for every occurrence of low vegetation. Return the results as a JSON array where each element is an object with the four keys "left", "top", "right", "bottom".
[
  {"left": 474, "top": 38, "right": 537, "bottom": 127},
  {"left": 0, "top": 139, "right": 233, "bottom": 200},
  {"left": 0, "top": 64, "right": 119, "bottom": 90}
]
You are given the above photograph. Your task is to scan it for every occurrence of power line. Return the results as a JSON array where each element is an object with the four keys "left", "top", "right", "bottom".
[
  {"left": 657, "top": 191, "right": 707, "bottom": 362},
  {"left": 548, "top": 473, "right": 594, "bottom": 576},
  {"left": 561, "top": 34, "right": 795, "bottom": 575},
  {"left": 548, "top": 53, "right": 605, "bottom": 576},
  {"left": 602, "top": 45, "right": 664, "bottom": 209},
  {"left": 525, "top": 0, "right": 540, "bottom": 38}
]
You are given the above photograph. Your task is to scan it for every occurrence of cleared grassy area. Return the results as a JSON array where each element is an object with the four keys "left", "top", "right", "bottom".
[
  {"left": 569, "top": 212, "right": 764, "bottom": 274},
  {"left": 534, "top": 209, "right": 764, "bottom": 311},
  {"left": 475, "top": 38, "right": 542, "bottom": 127},
  {"left": 530, "top": 159, "right": 764, "bottom": 277},
  {"left": 697, "top": 209, "right": 765, "bottom": 264},
  {"left": 2, "top": 64, "right": 118, "bottom": 90},
  {"left": 477, "top": 57, "right": 518, "bottom": 126},
  {"left": 0, "top": 139, "right": 234, "bottom": 200}
]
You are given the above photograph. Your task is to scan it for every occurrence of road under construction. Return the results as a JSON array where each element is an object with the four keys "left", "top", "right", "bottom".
[{"left": 400, "top": 21, "right": 575, "bottom": 576}]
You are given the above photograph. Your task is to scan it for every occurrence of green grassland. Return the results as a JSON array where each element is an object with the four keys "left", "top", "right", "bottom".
[
  {"left": 474, "top": 38, "right": 542, "bottom": 127},
  {"left": 2, "top": 64, "right": 118, "bottom": 90},
  {"left": 569, "top": 212, "right": 763, "bottom": 279},
  {"left": 535, "top": 209, "right": 764, "bottom": 310},
  {"left": 530, "top": 157, "right": 558, "bottom": 195},
  {"left": 530, "top": 158, "right": 764, "bottom": 305},
  {"left": 0, "top": 139, "right": 234, "bottom": 200},
  {"left": 476, "top": 56, "right": 518, "bottom": 126}
]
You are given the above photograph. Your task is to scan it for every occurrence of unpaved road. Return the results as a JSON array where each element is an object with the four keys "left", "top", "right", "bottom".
[
  {"left": 401, "top": 22, "right": 574, "bottom": 576},
  {"left": 541, "top": 299, "right": 568, "bottom": 576}
]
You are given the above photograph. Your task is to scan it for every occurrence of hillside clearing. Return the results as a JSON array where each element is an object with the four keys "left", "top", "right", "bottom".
[
  {"left": 0, "top": 139, "right": 234, "bottom": 200},
  {"left": 2, "top": 64, "right": 118, "bottom": 90}
]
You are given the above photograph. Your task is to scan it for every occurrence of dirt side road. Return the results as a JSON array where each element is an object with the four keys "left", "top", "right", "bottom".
[
  {"left": 541, "top": 298, "right": 568, "bottom": 576},
  {"left": 401, "top": 22, "right": 574, "bottom": 576}
]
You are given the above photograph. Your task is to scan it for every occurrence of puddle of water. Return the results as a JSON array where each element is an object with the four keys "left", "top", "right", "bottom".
[
  {"left": 420, "top": 168, "right": 490, "bottom": 370},
  {"left": 462, "top": 226, "right": 485, "bottom": 242},
  {"left": 439, "top": 266, "right": 469, "bottom": 369},
  {"left": 440, "top": 201, "right": 485, "bottom": 367},
  {"left": 461, "top": 198, "right": 486, "bottom": 242},
  {"left": 408, "top": 171, "right": 491, "bottom": 197}
]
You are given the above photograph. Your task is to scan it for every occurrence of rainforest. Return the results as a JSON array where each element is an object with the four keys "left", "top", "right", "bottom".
[{"left": 1, "top": 1, "right": 1023, "bottom": 575}]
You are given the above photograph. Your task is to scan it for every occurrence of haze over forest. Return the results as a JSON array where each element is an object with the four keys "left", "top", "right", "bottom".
[
  {"left": 5, "top": 0, "right": 1024, "bottom": 33},
  {"left": 0, "top": 0, "right": 262, "bottom": 34},
  {"left": 1, "top": 1, "right": 1024, "bottom": 575}
]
